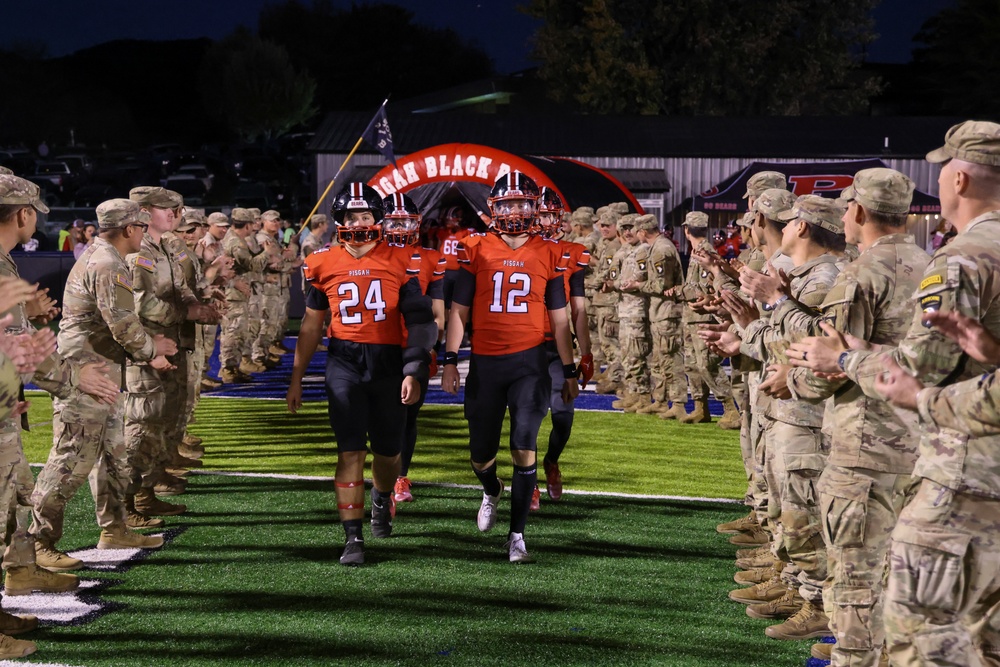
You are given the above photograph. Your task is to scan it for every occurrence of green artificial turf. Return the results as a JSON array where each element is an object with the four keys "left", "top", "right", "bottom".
[{"left": 38, "top": 475, "right": 808, "bottom": 667}]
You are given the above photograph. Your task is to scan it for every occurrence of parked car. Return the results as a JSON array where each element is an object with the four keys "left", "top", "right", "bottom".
[
  {"left": 72, "top": 183, "right": 118, "bottom": 208},
  {"left": 164, "top": 174, "right": 208, "bottom": 206},
  {"left": 175, "top": 164, "right": 214, "bottom": 192},
  {"left": 31, "top": 161, "right": 76, "bottom": 193}
]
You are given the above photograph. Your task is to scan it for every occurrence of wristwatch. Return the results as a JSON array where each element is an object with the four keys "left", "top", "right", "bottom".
[{"left": 837, "top": 351, "right": 850, "bottom": 371}]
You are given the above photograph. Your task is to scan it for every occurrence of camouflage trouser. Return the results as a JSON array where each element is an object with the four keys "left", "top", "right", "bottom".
[
  {"left": 585, "top": 297, "right": 603, "bottom": 365},
  {"left": 244, "top": 291, "right": 264, "bottom": 359},
  {"left": 0, "top": 419, "right": 35, "bottom": 569},
  {"left": 731, "top": 368, "right": 746, "bottom": 418},
  {"left": 884, "top": 479, "right": 1000, "bottom": 667},
  {"left": 820, "top": 465, "right": 915, "bottom": 667},
  {"left": 682, "top": 322, "right": 732, "bottom": 401},
  {"left": 277, "top": 287, "right": 290, "bottom": 344},
  {"left": 184, "top": 329, "right": 204, "bottom": 427},
  {"left": 595, "top": 305, "right": 623, "bottom": 382},
  {"left": 32, "top": 391, "right": 128, "bottom": 546},
  {"left": 739, "top": 378, "right": 755, "bottom": 506},
  {"left": 766, "top": 419, "right": 828, "bottom": 603},
  {"left": 751, "top": 410, "right": 772, "bottom": 528},
  {"left": 201, "top": 323, "right": 218, "bottom": 374},
  {"left": 252, "top": 290, "right": 282, "bottom": 362},
  {"left": 162, "top": 349, "right": 189, "bottom": 462},
  {"left": 619, "top": 317, "right": 650, "bottom": 395},
  {"left": 649, "top": 319, "right": 687, "bottom": 404},
  {"left": 125, "top": 363, "right": 169, "bottom": 491},
  {"left": 219, "top": 299, "right": 248, "bottom": 370}
]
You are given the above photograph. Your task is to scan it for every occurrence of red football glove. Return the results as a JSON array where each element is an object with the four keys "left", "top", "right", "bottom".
[
  {"left": 428, "top": 349, "right": 439, "bottom": 378},
  {"left": 577, "top": 353, "right": 594, "bottom": 388}
]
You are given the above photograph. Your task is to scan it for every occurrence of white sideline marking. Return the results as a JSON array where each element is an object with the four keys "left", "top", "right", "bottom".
[
  {"left": 188, "top": 469, "right": 741, "bottom": 504},
  {"left": 2, "top": 579, "right": 104, "bottom": 624},
  {"left": 0, "top": 662, "right": 85, "bottom": 667}
]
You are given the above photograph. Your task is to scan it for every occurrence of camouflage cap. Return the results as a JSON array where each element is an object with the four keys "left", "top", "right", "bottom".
[
  {"left": 841, "top": 168, "right": 914, "bottom": 215},
  {"left": 129, "top": 186, "right": 183, "bottom": 208},
  {"left": 0, "top": 174, "right": 50, "bottom": 214},
  {"left": 635, "top": 214, "right": 660, "bottom": 232},
  {"left": 682, "top": 211, "right": 709, "bottom": 228},
  {"left": 737, "top": 211, "right": 755, "bottom": 228},
  {"left": 175, "top": 219, "right": 196, "bottom": 232},
  {"left": 310, "top": 213, "right": 328, "bottom": 225},
  {"left": 617, "top": 213, "right": 639, "bottom": 229},
  {"left": 182, "top": 208, "right": 206, "bottom": 225},
  {"left": 0, "top": 167, "right": 12, "bottom": 176},
  {"left": 595, "top": 205, "right": 610, "bottom": 218},
  {"left": 571, "top": 207, "right": 596, "bottom": 227},
  {"left": 609, "top": 202, "right": 630, "bottom": 215},
  {"left": 743, "top": 171, "right": 787, "bottom": 199},
  {"left": 926, "top": 120, "right": 1000, "bottom": 167},
  {"left": 597, "top": 212, "right": 617, "bottom": 227},
  {"left": 207, "top": 212, "right": 230, "bottom": 227},
  {"left": 261, "top": 210, "right": 282, "bottom": 222},
  {"left": 753, "top": 188, "right": 798, "bottom": 221},
  {"left": 231, "top": 208, "right": 255, "bottom": 223},
  {"left": 96, "top": 198, "right": 151, "bottom": 230},
  {"left": 776, "top": 194, "right": 846, "bottom": 235},
  {"left": 248, "top": 208, "right": 262, "bottom": 219}
]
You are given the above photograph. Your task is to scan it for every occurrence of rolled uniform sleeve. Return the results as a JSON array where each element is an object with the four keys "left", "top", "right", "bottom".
[{"left": 917, "top": 372, "right": 1000, "bottom": 438}]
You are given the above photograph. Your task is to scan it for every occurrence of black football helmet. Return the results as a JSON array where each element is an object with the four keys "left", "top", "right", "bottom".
[
  {"left": 536, "top": 186, "right": 565, "bottom": 238},
  {"left": 381, "top": 192, "right": 421, "bottom": 246},
  {"left": 331, "top": 182, "right": 385, "bottom": 245},
  {"left": 488, "top": 171, "right": 539, "bottom": 235}
]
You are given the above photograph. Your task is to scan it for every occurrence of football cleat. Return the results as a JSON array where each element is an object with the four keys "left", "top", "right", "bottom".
[
  {"left": 543, "top": 460, "right": 563, "bottom": 500},
  {"left": 393, "top": 476, "right": 413, "bottom": 503},
  {"left": 340, "top": 537, "right": 365, "bottom": 566},
  {"left": 370, "top": 488, "right": 395, "bottom": 538},
  {"left": 529, "top": 485, "right": 541, "bottom": 511},
  {"left": 477, "top": 481, "right": 504, "bottom": 532},
  {"left": 506, "top": 532, "right": 535, "bottom": 564}
]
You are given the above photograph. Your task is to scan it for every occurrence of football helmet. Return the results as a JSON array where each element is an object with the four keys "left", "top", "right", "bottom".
[
  {"left": 332, "top": 182, "right": 385, "bottom": 246},
  {"left": 382, "top": 192, "right": 421, "bottom": 245},
  {"left": 536, "top": 186, "right": 565, "bottom": 239},
  {"left": 488, "top": 171, "right": 539, "bottom": 235},
  {"left": 442, "top": 205, "right": 464, "bottom": 230}
]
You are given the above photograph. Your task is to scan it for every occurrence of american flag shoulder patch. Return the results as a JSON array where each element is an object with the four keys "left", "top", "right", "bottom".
[
  {"left": 115, "top": 273, "right": 133, "bottom": 291},
  {"left": 135, "top": 256, "right": 155, "bottom": 272}
]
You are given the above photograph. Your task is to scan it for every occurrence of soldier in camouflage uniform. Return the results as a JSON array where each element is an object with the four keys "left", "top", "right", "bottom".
[
  {"left": 633, "top": 214, "right": 687, "bottom": 418},
  {"left": 593, "top": 213, "right": 624, "bottom": 392},
  {"left": 243, "top": 209, "right": 267, "bottom": 371},
  {"left": 672, "top": 211, "right": 737, "bottom": 425},
  {"left": 769, "top": 169, "right": 928, "bottom": 664},
  {"left": 571, "top": 208, "right": 601, "bottom": 374},
  {"left": 253, "top": 211, "right": 300, "bottom": 367},
  {"left": 197, "top": 212, "right": 230, "bottom": 388},
  {"left": 32, "top": 199, "right": 172, "bottom": 559},
  {"left": 796, "top": 121, "right": 1000, "bottom": 667},
  {"left": 733, "top": 196, "right": 845, "bottom": 640},
  {"left": 125, "top": 187, "right": 215, "bottom": 507},
  {"left": 610, "top": 215, "right": 651, "bottom": 411},
  {"left": 220, "top": 209, "right": 271, "bottom": 382}
]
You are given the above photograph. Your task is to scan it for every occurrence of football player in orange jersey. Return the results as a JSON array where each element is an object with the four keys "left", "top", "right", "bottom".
[
  {"left": 381, "top": 193, "right": 447, "bottom": 504},
  {"left": 286, "top": 183, "right": 436, "bottom": 566},
  {"left": 532, "top": 188, "right": 593, "bottom": 509},
  {"left": 435, "top": 205, "right": 472, "bottom": 312},
  {"left": 441, "top": 172, "right": 579, "bottom": 563}
]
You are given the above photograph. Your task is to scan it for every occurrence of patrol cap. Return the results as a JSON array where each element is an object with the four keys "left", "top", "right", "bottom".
[
  {"left": 182, "top": 208, "right": 206, "bottom": 225},
  {"left": 248, "top": 208, "right": 262, "bottom": 219},
  {"left": 261, "top": 210, "right": 282, "bottom": 222},
  {"left": 737, "top": 211, "right": 755, "bottom": 228},
  {"left": 175, "top": 219, "right": 196, "bottom": 232},
  {"left": 776, "top": 194, "right": 846, "bottom": 235},
  {"left": 753, "top": 188, "right": 798, "bottom": 221},
  {"left": 597, "top": 212, "right": 617, "bottom": 227},
  {"left": 207, "top": 212, "right": 230, "bottom": 227},
  {"left": 841, "top": 168, "right": 914, "bottom": 215},
  {"left": 636, "top": 214, "right": 660, "bottom": 232},
  {"left": 96, "top": 198, "right": 151, "bottom": 229},
  {"left": 0, "top": 167, "right": 12, "bottom": 176},
  {"left": 682, "top": 211, "right": 709, "bottom": 228},
  {"left": 926, "top": 120, "right": 1000, "bottom": 166},
  {"left": 0, "top": 174, "right": 50, "bottom": 214},
  {"left": 743, "top": 171, "right": 787, "bottom": 199},
  {"left": 129, "top": 186, "right": 183, "bottom": 208},
  {"left": 309, "top": 213, "right": 328, "bottom": 226},
  {"left": 609, "top": 202, "right": 630, "bottom": 215},
  {"left": 617, "top": 213, "right": 639, "bottom": 229},
  {"left": 571, "top": 206, "right": 596, "bottom": 226},
  {"left": 231, "top": 208, "right": 255, "bottom": 223}
]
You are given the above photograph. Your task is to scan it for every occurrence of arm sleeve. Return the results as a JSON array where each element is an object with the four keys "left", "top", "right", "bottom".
[
  {"left": 399, "top": 276, "right": 436, "bottom": 377},
  {"left": 452, "top": 268, "right": 475, "bottom": 307},
  {"left": 305, "top": 284, "right": 330, "bottom": 311},
  {"left": 916, "top": 373, "right": 1000, "bottom": 437},
  {"left": 31, "top": 354, "right": 78, "bottom": 400},
  {"left": 568, "top": 269, "right": 586, "bottom": 298},
  {"left": 545, "top": 276, "right": 567, "bottom": 310},
  {"left": 427, "top": 277, "right": 444, "bottom": 301}
]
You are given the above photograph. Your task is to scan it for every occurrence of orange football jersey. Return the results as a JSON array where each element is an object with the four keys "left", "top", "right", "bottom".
[
  {"left": 544, "top": 239, "right": 590, "bottom": 338},
  {"left": 436, "top": 227, "right": 471, "bottom": 271},
  {"left": 417, "top": 246, "right": 446, "bottom": 295},
  {"left": 455, "top": 233, "right": 566, "bottom": 356},
  {"left": 304, "top": 242, "right": 421, "bottom": 345}
]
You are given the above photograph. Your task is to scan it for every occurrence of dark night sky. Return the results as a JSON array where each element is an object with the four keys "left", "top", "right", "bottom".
[{"left": 1, "top": 0, "right": 957, "bottom": 73}]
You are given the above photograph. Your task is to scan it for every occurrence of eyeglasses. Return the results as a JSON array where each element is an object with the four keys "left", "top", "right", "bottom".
[{"left": 129, "top": 222, "right": 150, "bottom": 232}]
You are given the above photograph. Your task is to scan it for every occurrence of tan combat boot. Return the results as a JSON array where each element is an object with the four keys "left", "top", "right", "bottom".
[
  {"left": 595, "top": 379, "right": 619, "bottom": 395},
  {"left": 0, "top": 633, "right": 36, "bottom": 658},
  {"left": 729, "top": 526, "right": 770, "bottom": 546},
  {"left": 98, "top": 525, "right": 164, "bottom": 550},
  {"left": 810, "top": 643, "right": 833, "bottom": 660},
  {"left": 268, "top": 344, "right": 286, "bottom": 357},
  {"left": 734, "top": 562, "right": 783, "bottom": 586},
  {"left": 717, "top": 399, "right": 741, "bottom": 430},
  {"left": 736, "top": 549, "right": 779, "bottom": 571},
  {"left": 745, "top": 588, "right": 804, "bottom": 620},
  {"left": 658, "top": 401, "right": 688, "bottom": 420},
  {"left": 635, "top": 397, "right": 664, "bottom": 414},
  {"left": 611, "top": 391, "right": 638, "bottom": 410},
  {"left": 154, "top": 471, "right": 188, "bottom": 497},
  {"left": 4, "top": 564, "right": 79, "bottom": 596},
  {"left": 240, "top": 358, "right": 265, "bottom": 374},
  {"left": 183, "top": 433, "right": 203, "bottom": 447},
  {"left": 221, "top": 367, "right": 246, "bottom": 384},
  {"left": 764, "top": 600, "right": 832, "bottom": 640},
  {"left": 717, "top": 510, "right": 758, "bottom": 535},
  {"left": 679, "top": 399, "right": 712, "bottom": 424},
  {"left": 178, "top": 443, "right": 203, "bottom": 461},
  {"left": 34, "top": 542, "right": 83, "bottom": 572},
  {"left": 0, "top": 610, "right": 37, "bottom": 636},
  {"left": 728, "top": 575, "right": 788, "bottom": 604},
  {"left": 134, "top": 489, "right": 187, "bottom": 517},
  {"left": 625, "top": 393, "right": 653, "bottom": 414},
  {"left": 736, "top": 544, "right": 772, "bottom": 560},
  {"left": 171, "top": 452, "right": 203, "bottom": 469}
]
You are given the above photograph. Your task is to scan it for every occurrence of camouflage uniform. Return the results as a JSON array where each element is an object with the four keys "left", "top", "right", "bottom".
[
  {"left": 196, "top": 218, "right": 227, "bottom": 374},
  {"left": 32, "top": 208, "right": 158, "bottom": 547},
  {"left": 253, "top": 224, "right": 286, "bottom": 363},
  {"left": 572, "top": 208, "right": 601, "bottom": 367},
  {"left": 637, "top": 219, "right": 686, "bottom": 407},
  {"left": 592, "top": 218, "right": 623, "bottom": 383},
  {"left": 243, "top": 226, "right": 266, "bottom": 363},
  {"left": 220, "top": 222, "right": 270, "bottom": 372},
  {"left": 615, "top": 231, "right": 651, "bottom": 397}
]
